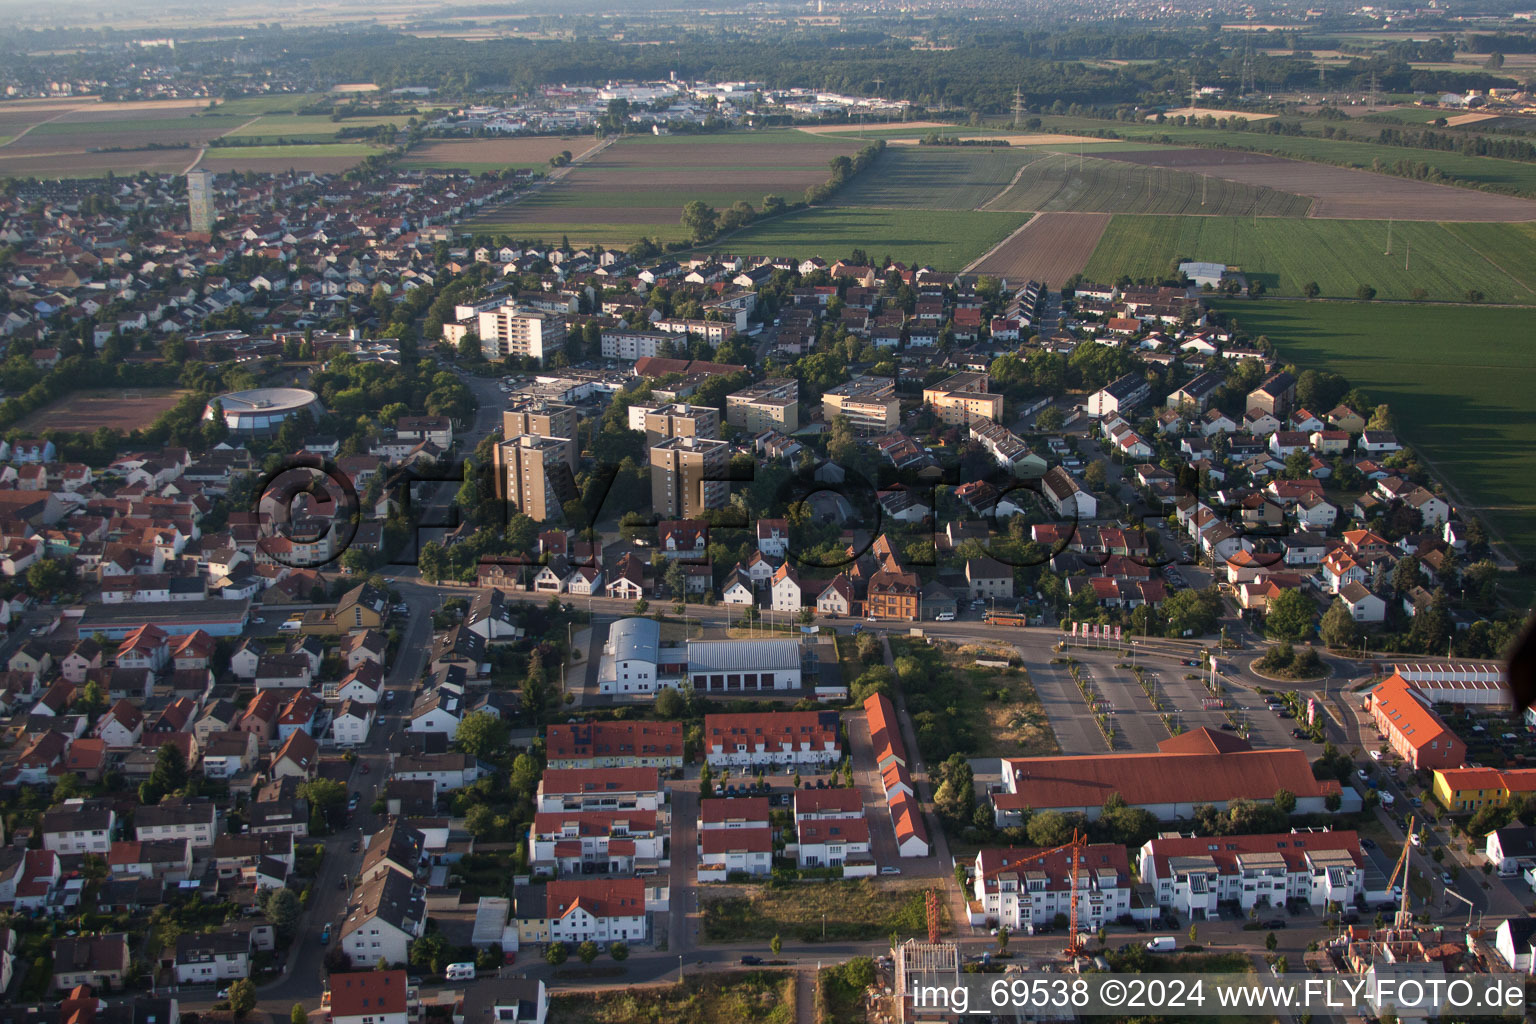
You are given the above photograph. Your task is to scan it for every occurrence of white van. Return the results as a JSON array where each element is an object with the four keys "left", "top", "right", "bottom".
[
  {"left": 1145, "top": 936, "right": 1176, "bottom": 952},
  {"left": 445, "top": 963, "right": 476, "bottom": 981},
  {"left": 934, "top": 612, "right": 955, "bottom": 622}
]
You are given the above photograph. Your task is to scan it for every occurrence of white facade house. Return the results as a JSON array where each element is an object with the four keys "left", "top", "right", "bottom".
[
  {"left": 1494, "top": 918, "right": 1536, "bottom": 975},
  {"left": 545, "top": 879, "right": 648, "bottom": 944},
  {"left": 339, "top": 869, "right": 427, "bottom": 966},
  {"left": 41, "top": 800, "right": 115, "bottom": 855},
  {"left": 969, "top": 845, "right": 1132, "bottom": 932},
  {"left": 332, "top": 701, "right": 375, "bottom": 746},
  {"left": 528, "top": 810, "right": 663, "bottom": 877},
  {"left": 535, "top": 767, "right": 663, "bottom": 814},
  {"left": 698, "top": 828, "right": 773, "bottom": 880},
  {"left": 1485, "top": 826, "right": 1536, "bottom": 877},
  {"left": 1138, "top": 830, "right": 1366, "bottom": 919},
  {"left": 703, "top": 711, "right": 841, "bottom": 770},
  {"left": 796, "top": 817, "right": 872, "bottom": 873},
  {"left": 174, "top": 932, "right": 251, "bottom": 984}
]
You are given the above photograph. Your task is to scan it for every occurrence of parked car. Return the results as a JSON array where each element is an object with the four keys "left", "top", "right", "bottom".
[
  {"left": 740, "top": 955, "right": 763, "bottom": 966},
  {"left": 1263, "top": 919, "right": 1286, "bottom": 929},
  {"left": 880, "top": 866, "right": 902, "bottom": 875}
]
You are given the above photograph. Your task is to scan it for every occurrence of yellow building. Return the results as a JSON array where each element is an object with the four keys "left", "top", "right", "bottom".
[
  {"left": 1431, "top": 766, "right": 1536, "bottom": 813},
  {"left": 922, "top": 371, "right": 1003, "bottom": 426}
]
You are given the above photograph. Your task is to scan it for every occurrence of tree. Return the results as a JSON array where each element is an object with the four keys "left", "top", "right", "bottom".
[
  {"left": 997, "top": 926, "right": 1009, "bottom": 953},
  {"left": 545, "top": 941, "right": 568, "bottom": 965},
  {"left": 1266, "top": 931, "right": 1278, "bottom": 952},
  {"left": 1319, "top": 599, "right": 1359, "bottom": 650},
  {"left": 1162, "top": 587, "right": 1221, "bottom": 638},
  {"left": 1083, "top": 460, "right": 1107, "bottom": 490},
  {"left": 680, "top": 200, "right": 718, "bottom": 244},
  {"left": 1302, "top": 281, "right": 1321, "bottom": 299},
  {"left": 1392, "top": 555, "right": 1424, "bottom": 595},
  {"left": 148, "top": 741, "right": 187, "bottom": 797},
  {"left": 700, "top": 762, "right": 714, "bottom": 798},
  {"left": 1265, "top": 587, "right": 1315, "bottom": 643},
  {"left": 298, "top": 778, "right": 348, "bottom": 833},
  {"left": 1036, "top": 406, "right": 1065, "bottom": 431},
  {"left": 266, "top": 887, "right": 301, "bottom": 934},
  {"left": 771, "top": 934, "right": 782, "bottom": 955},
  {"left": 454, "top": 711, "right": 510, "bottom": 759},
  {"left": 577, "top": 940, "right": 599, "bottom": 964},
  {"left": 1188, "top": 924, "right": 1199, "bottom": 945},
  {"left": 1356, "top": 284, "right": 1376, "bottom": 301},
  {"left": 522, "top": 652, "right": 551, "bottom": 722},
  {"left": 609, "top": 941, "right": 629, "bottom": 961},
  {"left": 227, "top": 979, "right": 257, "bottom": 1019},
  {"left": 655, "top": 686, "right": 686, "bottom": 719},
  {"left": 1273, "top": 788, "right": 1297, "bottom": 814},
  {"left": 291, "top": 1004, "right": 309, "bottom": 1024}
]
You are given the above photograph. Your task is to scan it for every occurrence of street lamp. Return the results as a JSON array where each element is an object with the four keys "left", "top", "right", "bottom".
[{"left": 822, "top": 912, "right": 826, "bottom": 941}]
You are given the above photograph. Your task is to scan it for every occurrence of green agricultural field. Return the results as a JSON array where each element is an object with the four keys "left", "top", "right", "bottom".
[
  {"left": 201, "top": 143, "right": 380, "bottom": 159},
  {"left": 708, "top": 206, "right": 1030, "bottom": 269},
  {"left": 463, "top": 220, "right": 693, "bottom": 245},
  {"left": 831, "top": 146, "right": 1040, "bottom": 210},
  {"left": 624, "top": 128, "right": 841, "bottom": 146},
  {"left": 28, "top": 114, "right": 245, "bottom": 137},
  {"left": 222, "top": 114, "right": 417, "bottom": 141},
  {"left": 1214, "top": 300, "right": 1536, "bottom": 556},
  {"left": 1084, "top": 215, "right": 1536, "bottom": 303},
  {"left": 1034, "top": 114, "right": 1536, "bottom": 195},
  {"left": 985, "top": 152, "right": 1313, "bottom": 217},
  {"left": 213, "top": 94, "right": 328, "bottom": 116}
]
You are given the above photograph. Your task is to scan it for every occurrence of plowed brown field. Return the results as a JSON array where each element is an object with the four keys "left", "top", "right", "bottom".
[{"left": 968, "top": 211, "right": 1111, "bottom": 285}]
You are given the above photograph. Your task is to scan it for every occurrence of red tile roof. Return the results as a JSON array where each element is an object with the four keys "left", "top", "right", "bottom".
[
  {"left": 546, "top": 877, "right": 647, "bottom": 920},
  {"left": 328, "top": 969, "right": 408, "bottom": 1018}
]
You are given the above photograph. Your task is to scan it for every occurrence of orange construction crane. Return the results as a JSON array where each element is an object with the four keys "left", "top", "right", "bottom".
[
  {"left": 1386, "top": 815, "right": 1417, "bottom": 931},
  {"left": 976, "top": 829, "right": 1089, "bottom": 958}
]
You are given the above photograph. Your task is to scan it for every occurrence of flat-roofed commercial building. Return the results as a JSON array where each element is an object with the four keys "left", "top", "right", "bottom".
[
  {"left": 823, "top": 376, "right": 900, "bottom": 431},
  {"left": 726, "top": 378, "right": 800, "bottom": 433},
  {"left": 650, "top": 436, "right": 729, "bottom": 519}
]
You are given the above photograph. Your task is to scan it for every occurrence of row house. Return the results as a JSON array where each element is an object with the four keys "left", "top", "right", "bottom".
[
  {"left": 529, "top": 810, "right": 662, "bottom": 877},
  {"left": 969, "top": 844, "right": 1131, "bottom": 932},
  {"left": 1138, "top": 830, "right": 1366, "bottom": 918},
  {"left": 702, "top": 711, "right": 841, "bottom": 770}
]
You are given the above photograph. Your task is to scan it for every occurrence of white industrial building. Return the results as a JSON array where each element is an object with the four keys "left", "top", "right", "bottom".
[{"left": 597, "top": 617, "right": 802, "bottom": 695}]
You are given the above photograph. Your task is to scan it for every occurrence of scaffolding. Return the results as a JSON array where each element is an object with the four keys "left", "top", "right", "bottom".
[{"left": 894, "top": 939, "right": 960, "bottom": 1024}]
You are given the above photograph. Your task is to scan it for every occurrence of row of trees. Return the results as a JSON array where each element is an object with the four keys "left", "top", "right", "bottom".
[{"left": 678, "top": 142, "right": 884, "bottom": 245}]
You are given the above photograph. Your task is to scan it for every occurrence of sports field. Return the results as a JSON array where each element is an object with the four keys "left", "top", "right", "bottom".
[
  {"left": 1216, "top": 300, "right": 1536, "bottom": 556},
  {"left": 709, "top": 206, "right": 1031, "bottom": 270},
  {"left": 17, "top": 387, "right": 192, "bottom": 433},
  {"left": 982, "top": 152, "right": 1314, "bottom": 217},
  {"left": 1083, "top": 216, "right": 1536, "bottom": 303}
]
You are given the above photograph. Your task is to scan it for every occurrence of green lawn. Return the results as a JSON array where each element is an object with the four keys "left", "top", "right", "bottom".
[
  {"left": 707, "top": 206, "right": 1030, "bottom": 270},
  {"left": 1084, "top": 216, "right": 1536, "bottom": 303},
  {"left": 831, "top": 145, "right": 1039, "bottom": 210},
  {"left": 1213, "top": 300, "right": 1536, "bottom": 556},
  {"left": 213, "top": 93, "right": 328, "bottom": 115}
]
